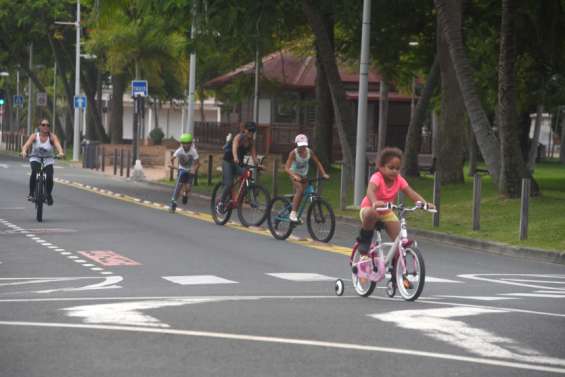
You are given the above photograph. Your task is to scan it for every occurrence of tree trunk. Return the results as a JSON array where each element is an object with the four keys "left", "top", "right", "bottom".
[
  {"left": 467, "top": 122, "right": 479, "bottom": 175},
  {"left": 302, "top": 0, "right": 355, "bottom": 182},
  {"left": 560, "top": 109, "right": 565, "bottom": 164},
  {"left": 377, "top": 80, "right": 390, "bottom": 154},
  {"left": 434, "top": 0, "right": 501, "bottom": 184},
  {"left": 498, "top": 0, "right": 531, "bottom": 197},
  {"left": 402, "top": 56, "right": 440, "bottom": 177},
  {"left": 313, "top": 16, "right": 334, "bottom": 169},
  {"left": 437, "top": 0, "right": 465, "bottom": 184},
  {"left": 110, "top": 74, "right": 126, "bottom": 144},
  {"left": 82, "top": 63, "right": 107, "bottom": 142},
  {"left": 48, "top": 34, "right": 75, "bottom": 144}
]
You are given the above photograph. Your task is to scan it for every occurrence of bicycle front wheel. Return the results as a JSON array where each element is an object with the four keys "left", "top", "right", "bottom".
[
  {"left": 237, "top": 184, "right": 270, "bottom": 227},
  {"left": 351, "top": 246, "right": 376, "bottom": 297},
  {"left": 267, "top": 196, "right": 294, "bottom": 240},
  {"left": 210, "top": 182, "right": 232, "bottom": 225},
  {"left": 35, "top": 175, "right": 44, "bottom": 222},
  {"left": 395, "top": 246, "right": 425, "bottom": 301},
  {"left": 306, "top": 198, "right": 335, "bottom": 243}
]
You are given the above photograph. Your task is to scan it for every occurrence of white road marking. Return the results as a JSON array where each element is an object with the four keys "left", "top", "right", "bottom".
[
  {"left": 501, "top": 278, "right": 565, "bottom": 284},
  {"left": 162, "top": 275, "right": 238, "bottom": 285},
  {"left": 425, "top": 277, "right": 462, "bottom": 283},
  {"left": 436, "top": 295, "right": 517, "bottom": 301},
  {"left": 35, "top": 276, "right": 123, "bottom": 293},
  {"left": 0, "top": 320, "right": 564, "bottom": 374},
  {"left": 501, "top": 293, "right": 565, "bottom": 298},
  {"left": 0, "top": 163, "right": 9, "bottom": 168},
  {"left": 370, "top": 307, "right": 565, "bottom": 367},
  {"left": 63, "top": 298, "right": 241, "bottom": 327},
  {"left": 266, "top": 273, "right": 336, "bottom": 282},
  {"left": 460, "top": 274, "right": 565, "bottom": 291}
]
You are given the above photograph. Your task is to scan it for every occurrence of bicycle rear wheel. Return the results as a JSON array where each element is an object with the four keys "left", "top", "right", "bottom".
[
  {"left": 306, "top": 198, "right": 335, "bottom": 243},
  {"left": 267, "top": 196, "right": 294, "bottom": 240},
  {"left": 395, "top": 246, "right": 425, "bottom": 301},
  {"left": 351, "top": 246, "right": 376, "bottom": 297},
  {"left": 210, "top": 182, "right": 232, "bottom": 225},
  {"left": 237, "top": 184, "right": 270, "bottom": 227},
  {"left": 35, "top": 175, "right": 44, "bottom": 222}
]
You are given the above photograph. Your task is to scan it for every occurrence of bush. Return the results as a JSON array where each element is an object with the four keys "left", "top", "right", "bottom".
[{"left": 149, "top": 127, "right": 164, "bottom": 145}]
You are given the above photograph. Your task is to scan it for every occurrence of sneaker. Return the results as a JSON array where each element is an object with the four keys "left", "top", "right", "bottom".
[
  {"left": 289, "top": 211, "right": 298, "bottom": 222},
  {"left": 46, "top": 195, "right": 53, "bottom": 206},
  {"left": 182, "top": 195, "right": 188, "bottom": 205}
]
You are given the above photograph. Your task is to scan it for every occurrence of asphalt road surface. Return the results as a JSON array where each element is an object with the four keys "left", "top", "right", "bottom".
[{"left": 1, "top": 153, "right": 564, "bottom": 377}]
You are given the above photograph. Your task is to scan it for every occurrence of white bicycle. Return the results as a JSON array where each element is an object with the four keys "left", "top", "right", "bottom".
[{"left": 335, "top": 202, "right": 437, "bottom": 301}]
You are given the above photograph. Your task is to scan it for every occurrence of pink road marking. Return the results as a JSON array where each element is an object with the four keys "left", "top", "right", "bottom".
[{"left": 78, "top": 251, "right": 141, "bottom": 266}]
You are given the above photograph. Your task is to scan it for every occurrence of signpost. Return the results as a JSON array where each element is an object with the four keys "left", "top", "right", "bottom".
[
  {"left": 131, "top": 80, "right": 148, "bottom": 165},
  {"left": 131, "top": 80, "right": 148, "bottom": 98},
  {"left": 37, "top": 92, "right": 48, "bottom": 107},
  {"left": 74, "top": 95, "right": 87, "bottom": 109},
  {"left": 13, "top": 95, "right": 24, "bottom": 107}
]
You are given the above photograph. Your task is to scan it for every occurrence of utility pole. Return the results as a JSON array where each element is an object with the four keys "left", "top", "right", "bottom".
[
  {"left": 186, "top": 5, "right": 197, "bottom": 134},
  {"left": 353, "top": 0, "right": 372, "bottom": 206},
  {"left": 16, "top": 70, "right": 20, "bottom": 131},
  {"left": 72, "top": 0, "right": 81, "bottom": 161},
  {"left": 27, "top": 44, "right": 33, "bottom": 135},
  {"left": 52, "top": 62, "right": 57, "bottom": 130}
]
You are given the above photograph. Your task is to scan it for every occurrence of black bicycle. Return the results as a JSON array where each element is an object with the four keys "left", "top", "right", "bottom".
[{"left": 28, "top": 153, "right": 56, "bottom": 222}]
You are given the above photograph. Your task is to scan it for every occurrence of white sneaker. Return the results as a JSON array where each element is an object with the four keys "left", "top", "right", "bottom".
[{"left": 289, "top": 211, "right": 298, "bottom": 222}]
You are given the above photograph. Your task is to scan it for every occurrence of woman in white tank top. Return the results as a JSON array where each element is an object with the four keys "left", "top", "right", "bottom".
[
  {"left": 21, "top": 119, "right": 65, "bottom": 204},
  {"left": 284, "top": 134, "right": 329, "bottom": 222}
]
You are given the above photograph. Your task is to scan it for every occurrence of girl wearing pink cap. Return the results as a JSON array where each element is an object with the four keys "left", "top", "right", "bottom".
[{"left": 284, "top": 134, "right": 329, "bottom": 222}]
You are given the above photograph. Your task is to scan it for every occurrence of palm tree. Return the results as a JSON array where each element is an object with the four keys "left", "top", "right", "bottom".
[{"left": 434, "top": 0, "right": 501, "bottom": 183}]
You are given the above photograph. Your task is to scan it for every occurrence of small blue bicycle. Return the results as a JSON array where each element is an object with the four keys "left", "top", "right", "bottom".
[{"left": 267, "top": 177, "right": 335, "bottom": 243}]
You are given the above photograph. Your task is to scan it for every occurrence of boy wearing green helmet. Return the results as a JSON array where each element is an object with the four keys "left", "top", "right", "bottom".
[{"left": 169, "top": 133, "right": 200, "bottom": 213}]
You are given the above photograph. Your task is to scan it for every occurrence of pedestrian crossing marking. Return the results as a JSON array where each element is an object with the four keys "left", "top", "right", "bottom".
[
  {"left": 162, "top": 275, "right": 238, "bottom": 285},
  {"left": 435, "top": 295, "right": 517, "bottom": 301},
  {"left": 266, "top": 273, "right": 336, "bottom": 282}
]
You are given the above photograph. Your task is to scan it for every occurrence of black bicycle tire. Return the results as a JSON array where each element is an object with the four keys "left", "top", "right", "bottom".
[
  {"left": 35, "top": 174, "right": 44, "bottom": 222},
  {"left": 210, "top": 182, "right": 231, "bottom": 225},
  {"left": 266, "top": 196, "right": 294, "bottom": 240},
  {"left": 395, "top": 246, "right": 426, "bottom": 301},
  {"left": 237, "top": 184, "right": 270, "bottom": 227},
  {"left": 306, "top": 197, "right": 335, "bottom": 243}
]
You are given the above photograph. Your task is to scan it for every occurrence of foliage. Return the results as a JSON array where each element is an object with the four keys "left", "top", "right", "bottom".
[{"left": 149, "top": 127, "right": 165, "bottom": 145}]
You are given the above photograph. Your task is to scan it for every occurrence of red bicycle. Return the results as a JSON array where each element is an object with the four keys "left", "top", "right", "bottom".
[{"left": 210, "top": 164, "right": 270, "bottom": 227}]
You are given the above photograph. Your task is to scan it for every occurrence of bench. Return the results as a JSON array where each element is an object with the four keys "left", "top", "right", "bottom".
[{"left": 417, "top": 154, "right": 436, "bottom": 175}]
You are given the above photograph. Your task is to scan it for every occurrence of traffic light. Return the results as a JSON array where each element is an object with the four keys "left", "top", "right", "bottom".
[{"left": 0, "top": 90, "right": 5, "bottom": 106}]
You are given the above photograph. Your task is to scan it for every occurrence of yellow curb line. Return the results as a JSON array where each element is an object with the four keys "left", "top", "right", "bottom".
[{"left": 54, "top": 178, "right": 351, "bottom": 257}]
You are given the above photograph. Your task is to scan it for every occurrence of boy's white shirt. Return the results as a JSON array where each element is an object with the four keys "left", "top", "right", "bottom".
[{"left": 174, "top": 145, "right": 199, "bottom": 171}]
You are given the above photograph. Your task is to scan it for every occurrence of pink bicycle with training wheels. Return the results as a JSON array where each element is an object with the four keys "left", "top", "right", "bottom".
[{"left": 334, "top": 202, "right": 437, "bottom": 301}]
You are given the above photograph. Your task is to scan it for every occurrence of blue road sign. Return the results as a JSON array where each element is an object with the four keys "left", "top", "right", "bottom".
[
  {"left": 13, "top": 95, "right": 24, "bottom": 107},
  {"left": 131, "top": 80, "right": 148, "bottom": 97},
  {"left": 74, "top": 96, "right": 87, "bottom": 109}
]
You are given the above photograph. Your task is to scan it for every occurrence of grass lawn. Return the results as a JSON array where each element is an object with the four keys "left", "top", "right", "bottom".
[{"left": 162, "top": 160, "right": 565, "bottom": 252}]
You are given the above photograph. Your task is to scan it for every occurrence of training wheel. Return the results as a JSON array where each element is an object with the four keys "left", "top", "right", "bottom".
[
  {"left": 385, "top": 280, "right": 396, "bottom": 298},
  {"left": 334, "top": 279, "right": 344, "bottom": 296}
]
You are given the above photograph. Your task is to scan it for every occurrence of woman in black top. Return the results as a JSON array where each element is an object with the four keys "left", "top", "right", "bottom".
[{"left": 220, "top": 121, "right": 259, "bottom": 208}]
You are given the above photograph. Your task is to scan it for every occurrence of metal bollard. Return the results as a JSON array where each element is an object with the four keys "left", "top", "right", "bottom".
[
  {"left": 519, "top": 178, "right": 530, "bottom": 240},
  {"left": 120, "top": 149, "right": 124, "bottom": 177},
  {"left": 113, "top": 149, "right": 118, "bottom": 175},
  {"left": 101, "top": 147, "right": 106, "bottom": 172},
  {"left": 126, "top": 149, "right": 131, "bottom": 178},
  {"left": 432, "top": 171, "right": 440, "bottom": 227},
  {"left": 207, "top": 154, "right": 213, "bottom": 185},
  {"left": 169, "top": 151, "right": 174, "bottom": 181},
  {"left": 340, "top": 162, "right": 347, "bottom": 210},
  {"left": 95, "top": 146, "right": 99, "bottom": 170},
  {"left": 272, "top": 158, "right": 279, "bottom": 197},
  {"left": 472, "top": 174, "right": 481, "bottom": 231}
]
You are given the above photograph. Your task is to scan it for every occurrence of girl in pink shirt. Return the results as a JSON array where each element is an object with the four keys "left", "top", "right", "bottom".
[{"left": 357, "top": 147, "right": 435, "bottom": 254}]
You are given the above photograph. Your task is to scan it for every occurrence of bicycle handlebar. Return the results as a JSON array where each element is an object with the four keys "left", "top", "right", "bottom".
[{"left": 375, "top": 201, "right": 437, "bottom": 213}]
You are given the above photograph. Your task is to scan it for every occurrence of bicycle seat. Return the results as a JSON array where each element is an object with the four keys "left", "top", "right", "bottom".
[{"left": 374, "top": 221, "right": 385, "bottom": 231}]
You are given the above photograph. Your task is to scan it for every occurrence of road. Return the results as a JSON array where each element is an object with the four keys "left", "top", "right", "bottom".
[{"left": 1, "top": 153, "right": 564, "bottom": 377}]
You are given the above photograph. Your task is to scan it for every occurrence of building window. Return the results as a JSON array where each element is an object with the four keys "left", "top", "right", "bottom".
[{"left": 274, "top": 92, "right": 299, "bottom": 124}]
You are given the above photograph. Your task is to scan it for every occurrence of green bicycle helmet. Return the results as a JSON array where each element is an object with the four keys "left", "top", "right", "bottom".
[{"left": 179, "top": 133, "right": 193, "bottom": 143}]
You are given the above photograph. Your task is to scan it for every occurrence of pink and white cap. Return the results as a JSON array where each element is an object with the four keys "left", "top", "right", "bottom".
[{"left": 295, "top": 134, "right": 308, "bottom": 147}]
